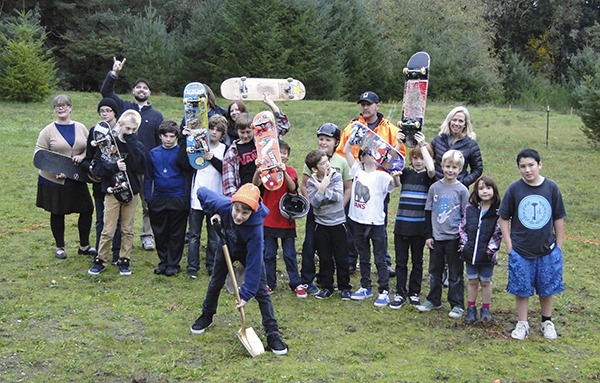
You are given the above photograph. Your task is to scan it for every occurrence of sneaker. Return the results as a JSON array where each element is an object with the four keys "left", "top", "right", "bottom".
[
  {"left": 117, "top": 258, "right": 132, "bottom": 276},
  {"left": 315, "top": 288, "right": 333, "bottom": 299},
  {"left": 389, "top": 294, "right": 405, "bottom": 310},
  {"left": 541, "top": 320, "right": 558, "bottom": 340},
  {"left": 141, "top": 237, "right": 155, "bottom": 251},
  {"left": 480, "top": 307, "right": 492, "bottom": 322},
  {"left": 164, "top": 267, "right": 179, "bottom": 276},
  {"left": 350, "top": 287, "right": 373, "bottom": 301},
  {"left": 304, "top": 284, "right": 319, "bottom": 295},
  {"left": 88, "top": 258, "right": 105, "bottom": 275},
  {"left": 449, "top": 306, "right": 464, "bottom": 319},
  {"left": 266, "top": 334, "right": 288, "bottom": 355},
  {"left": 464, "top": 306, "right": 477, "bottom": 324},
  {"left": 340, "top": 290, "right": 351, "bottom": 301},
  {"left": 190, "top": 315, "right": 213, "bottom": 335},
  {"left": 511, "top": 320, "right": 530, "bottom": 340},
  {"left": 374, "top": 290, "right": 390, "bottom": 307},
  {"left": 267, "top": 286, "right": 274, "bottom": 295},
  {"left": 416, "top": 299, "right": 442, "bottom": 312},
  {"left": 78, "top": 246, "right": 97, "bottom": 256},
  {"left": 408, "top": 295, "right": 421, "bottom": 306},
  {"left": 54, "top": 247, "right": 67, "bottom": 259},
  {"left": 188, "top": 270, "right": 198, "bottom": 279},
  {"left": 295, "top": 285, "right": 307, "bottom": 299}
]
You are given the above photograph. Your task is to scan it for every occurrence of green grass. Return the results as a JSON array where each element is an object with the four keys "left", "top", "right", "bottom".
[{"left": 1, "top": 94, "right": 599, "bottom": 382}]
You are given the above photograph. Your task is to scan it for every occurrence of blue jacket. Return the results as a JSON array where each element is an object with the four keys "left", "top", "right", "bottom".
[
  {"left": 144, "top": 144, "right": 189, "bottom": 201},
  {"left": 196, "top": 186, "right": 269, "bottom": 302},
  {"left": 431, "top": 133, "right": 483, "bottom": 187},
  {"left": 100, "top": 71, "right": 163, "bottom": 153}
]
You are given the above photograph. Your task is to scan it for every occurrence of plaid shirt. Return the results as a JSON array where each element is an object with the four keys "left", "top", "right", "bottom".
[{"left": 222, "top": 111, "right": 290, "bottom": 197}]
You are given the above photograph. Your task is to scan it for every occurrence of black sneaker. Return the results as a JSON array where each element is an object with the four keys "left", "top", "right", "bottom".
[
  {"left": 88, "top": 257, "right": 106, "bottom": 275},
  {"left": 78, "top": 246, "right": 97, "bottom": 256},
  {"left": 340, "top": 290, "right": 351, "bottom": 301},
  {"left": 315, "top": 288, "right": 333, "bottom": 299},
  {"left": 190, "top": 315, "right": 213, "bottom": 335},
  {"left": 409, "top": 295, "right": 421, "bottom": 306},
  {"left": 266, "top": 334, "right": 288, "bottom": 355},
  {"left": 117, "top": 258, "right": 132, "bottom": 276}
]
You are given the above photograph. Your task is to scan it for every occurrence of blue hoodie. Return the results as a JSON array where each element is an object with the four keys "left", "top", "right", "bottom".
[{"left": 196, "top": 186, "right": 269, "bottom": 302}]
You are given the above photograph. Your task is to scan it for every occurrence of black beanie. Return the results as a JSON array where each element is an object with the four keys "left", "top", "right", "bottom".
[{"left": 97, "top": 97, "right": 119, "bottom": 116}]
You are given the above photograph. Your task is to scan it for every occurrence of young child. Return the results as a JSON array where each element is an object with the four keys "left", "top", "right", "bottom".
[
  {"left": 299, "top": 123, "right": 352, "bottom": 295},
  {"left": 459, "top": 175, "right": 502, "bottom": 323},
  {"left": 189, "top": 184, "right": 288, "bottom": 355},
  {"left": 499, "top": 149, "right": 566, "bottom": 340},
  {"left": 89, "top": 110, "right": 146, "bottom": 276},
  {"left": 391, "top": 131, "right": 435, "bottom": 309},
  {"left": 222, "top": 95, "right": 290, "bottom": 197},
  {"left": 186, "top": 115, "right": 227, "bottom": 278},
  {"left": 344, "top": 141, "right": 400, "bottom": 307},
  {"left": 304, "top": 149, "right": 352, "bottom": 300},
  {"left": 144, "top": 120, "right": 190, "bottom": 276},
  {"left": 252, "top": 140, "right": 305, "bottom": 298},
  {"left": 417, "top": 150, "right": 470, "bottom": 318}
]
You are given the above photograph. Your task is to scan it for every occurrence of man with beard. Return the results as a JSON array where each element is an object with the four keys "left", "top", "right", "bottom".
[{"left": 101, "top": 57, "right": 164, "bottom": 251}]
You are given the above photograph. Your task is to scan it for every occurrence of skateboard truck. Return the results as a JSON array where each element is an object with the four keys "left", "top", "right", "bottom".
[
  {"left": 240, "top": 76, "right": 249, "bottom": 99},
  {"left": 402, "top": 66, "right": 428, "bottom": 79}
]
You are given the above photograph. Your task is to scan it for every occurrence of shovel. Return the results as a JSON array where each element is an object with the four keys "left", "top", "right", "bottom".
[{"left": 213, "top": 219, "right": 265, "bottom": 357}]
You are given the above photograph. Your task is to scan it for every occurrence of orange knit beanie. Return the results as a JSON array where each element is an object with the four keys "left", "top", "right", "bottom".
[{"left": 231, "top": 184, "right": 260, "bottom": 212}]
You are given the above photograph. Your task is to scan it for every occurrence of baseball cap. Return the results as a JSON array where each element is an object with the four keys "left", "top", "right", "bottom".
[
  {"left": 357, "top": 91, "right": 380, "bottom": 104},
  {"left": 231, "top": 184, "right": 260, "bottom": 212},
  {"left": 133, "top": 77, "right": 151, "bottom": 90}
]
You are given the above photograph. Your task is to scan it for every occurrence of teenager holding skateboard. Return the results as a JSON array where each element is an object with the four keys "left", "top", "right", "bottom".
[
  {"left": 35, "top": 94, "right": 95, "bottom": 260},
  {"left": 100, "top": 57, "right": 163, "bottom": 251}
]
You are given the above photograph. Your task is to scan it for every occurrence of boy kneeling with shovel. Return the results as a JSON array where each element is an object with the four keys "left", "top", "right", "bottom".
[{"left": 190, "top": 183, "right": 288, "bottom": 356}]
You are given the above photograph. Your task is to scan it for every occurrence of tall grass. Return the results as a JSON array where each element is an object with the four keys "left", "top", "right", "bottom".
[{"left": 0, "top": 94, "right": 599, "bottom": 383}]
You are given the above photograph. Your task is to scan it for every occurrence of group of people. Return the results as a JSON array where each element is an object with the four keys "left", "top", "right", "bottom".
[{"left": 34, "top": 58, "right": 566, "bottom": 355}]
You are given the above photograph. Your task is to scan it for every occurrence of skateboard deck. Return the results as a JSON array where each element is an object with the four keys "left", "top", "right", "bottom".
[
  {"left": 183, "top": 82, "right": 210, "bottom": 169},
  {"left": 220, "top": 77, "right": 306, "bottom": 101},
  {"left": 349, "top": 121, "right": 405, "bottom": 173},
  {"left": 253, "top": 111, "right": 284, "bottom": 191},
  {"left": 33, "top": 149, "right": 89, "bottom": 182},
  {"left": 400, "top": 51, "right": 430, "bottom": 148},
  {"left": 91, "top": 121, "right": 133, "bottom": 204}
]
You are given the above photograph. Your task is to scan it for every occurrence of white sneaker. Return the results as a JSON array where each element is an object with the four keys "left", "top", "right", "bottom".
[
  {"left": 374, "top": 290, "right": 390, "bottom": 307},
  {"left": 541, "top": 320, "right": 558, "bottom": 339},
  {"left": 511, "top": 320, "right": 530, "bottom": 340}
]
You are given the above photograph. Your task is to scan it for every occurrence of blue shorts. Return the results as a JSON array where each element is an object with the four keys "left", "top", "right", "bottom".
[
  {"left": 465, "top": 263, "right": 494, "bottom": 282},
  {"left": 506, "top": 246, "right": 564, "bottom": 297}
]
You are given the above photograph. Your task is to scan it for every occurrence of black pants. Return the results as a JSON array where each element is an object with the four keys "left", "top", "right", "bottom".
[{"left": 314, "top": 223, "right": 351, "bottom": 292}]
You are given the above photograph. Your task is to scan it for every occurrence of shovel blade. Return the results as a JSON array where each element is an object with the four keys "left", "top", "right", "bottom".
[{"left": 237, "top": 326, "right": 265, "bottom": 357}]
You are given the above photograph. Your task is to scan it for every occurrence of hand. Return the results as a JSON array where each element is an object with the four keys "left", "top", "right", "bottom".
[
  {"left": 72, "top": 153, "right": 85, "bottom": 166},
  {"left": 415, "top": 131, "right": 426, "bottom": 146},
  {"left": 55, "top": 173, "right": 67, "bottom": 180},
  {"left": 112, "top": 57, "right": 126, "bottom": 75},
  {"left": 425, "top": 238, "right": 434, "bottom": 249},
  {"left": 202, "top": 152, "right": 213, "bottom": 160},
  {"left": 390, "top": 170, "right": 402, "bottom": 178},
  {"left": 117, "top": 158, "right": 127, "bottom": 172},
  {"left": 276, "top": 162, "right": 286, "bottom": 172},
  {"left": 396, "top": 130, "right": 405, "bottom": 142},
  {"left": 236, "top": 299, "right": 248, "bottom": 310},
  {"left": 210, "top": 214, "right": 221, "bottom": 226}
]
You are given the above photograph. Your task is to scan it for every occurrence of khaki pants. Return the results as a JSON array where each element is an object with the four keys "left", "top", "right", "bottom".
[{"left": 98, "top": 194, "right": 138, "bottom": 263}]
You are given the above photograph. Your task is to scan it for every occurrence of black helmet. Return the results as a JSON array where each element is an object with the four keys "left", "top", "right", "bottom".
[
  {"left": 279, "top": 193, "right": 310, "bottom": 220},
  {"left": 316, "top": 123, "right": 340, "bottom": 141}
]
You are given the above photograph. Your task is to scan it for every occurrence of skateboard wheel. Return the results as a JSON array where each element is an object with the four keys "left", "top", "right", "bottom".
[
  {"left": 242, "top": 94, "right": 248, "bottom": 99},
  {"left": 287, "top": 77, "right": 293, "bottom": 83},
  {"left": 403, "top": 67, "right": 409, "bottom": 75},
  {"left": 420, "top": 67, "right": 427, "bottom": 75},
  {"left": 241, "top": 76, "right": 247, "bottom": 81},
  {"left": 107, "top": 187, "right": 114, "bottom": 193}
]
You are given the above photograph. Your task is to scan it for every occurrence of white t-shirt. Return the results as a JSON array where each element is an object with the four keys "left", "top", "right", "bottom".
[
  {"left": 348, "top": 162, "right": 395, "bottom": 225},
  {"left": 190, "top": 142, "right": 226, "bottom": 210}
]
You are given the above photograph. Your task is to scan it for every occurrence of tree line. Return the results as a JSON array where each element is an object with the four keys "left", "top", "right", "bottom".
[{"left": 0, "top": 0, "right": 599, "bottom": 141}]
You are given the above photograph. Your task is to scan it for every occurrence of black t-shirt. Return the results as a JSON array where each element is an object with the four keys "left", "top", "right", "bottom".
[{"left": 236, "top": 140, "right": 257, "bottom": 185}]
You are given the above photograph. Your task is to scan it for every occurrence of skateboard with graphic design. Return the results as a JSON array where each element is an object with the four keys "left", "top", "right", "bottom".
[
  {"left": 33, "top": 149, "right": 90, "bottom": 182},
  {"left": 91, "top": 121, "right": 133, "bottom": 204},
  {"left": 183, "top": 82, "right": 210, "bottom": 169},
  {"left": 399, "top": 51, "right": 430, "bottom": 148},
  {"left": 349, "top": 121, "right": 405, "bottom": 173},
  {"left": 220, "top": 77, "right": 306, "bottom": 101},
  {"left": 253, "top": 111, "right": 284, "bottom": 191}
]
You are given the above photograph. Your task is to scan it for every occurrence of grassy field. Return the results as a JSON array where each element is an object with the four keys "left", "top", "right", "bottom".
[{"left": 1, "top": 93, "right": 599, "bottom": 383}]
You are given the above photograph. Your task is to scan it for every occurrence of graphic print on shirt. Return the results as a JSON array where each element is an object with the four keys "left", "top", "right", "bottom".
[
  {"left": 353, "top": 180, "right": 371, "bottom": 210},
  {"left": 518, "top": 194, "right": 551, "bottom": 230},
  {"left": 433, "top": 193, "right": 461, "bottom": 226}
]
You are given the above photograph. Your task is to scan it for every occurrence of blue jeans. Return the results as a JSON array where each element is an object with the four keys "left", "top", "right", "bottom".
[
  {"left": 187, "top": 209, "right": 221, "bottom": 274},
  {"left": 354, "top": 222, "right": 388, "bottom": 293},
  {"left": 264, "top": 236, "right": 300, "bottom": 289},
  {"left": 200, "top": 245, "right": 279, "bottom": 336},
  {"left": 394, "top": 234, "right": 425, "bottom": 298},
  {"left": 426, "top": 238, "right": 464, "bottom": 309}
]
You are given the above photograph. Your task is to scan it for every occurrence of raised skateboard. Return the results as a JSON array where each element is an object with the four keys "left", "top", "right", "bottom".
[
  {"left": 183, "top": 82, "right": 210, "bottom": 169},
  {"left": 220, "top": 77, "right": 306, "bottom": 101},
  {"left": 253, "top": 111, "right": 284, "bottom": 191},
  {"left": 399, "top": 51, "right": 430, "bottom": 148},
  {"left": 91, "top": 121, "right": 133, "bottom": 204},
  {"left": 33, "top": 149, "right": 90, "bottom": 182},
  {"left": 349, "top": 121, "right": 405, "bottom": 173}
]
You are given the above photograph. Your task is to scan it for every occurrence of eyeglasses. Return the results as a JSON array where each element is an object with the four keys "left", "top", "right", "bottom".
[
  {"left": 99, "top": 108, "right": 114, "bottom": 114},
  {"left": 54, "top": 104, "right": 70, "bottom": 109}
]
